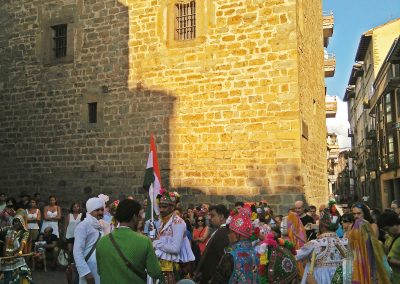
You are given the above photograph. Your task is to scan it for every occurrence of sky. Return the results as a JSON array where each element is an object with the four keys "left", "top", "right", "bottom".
[{"left": 323, "top": 0, "right": 400, "bottom": 149}]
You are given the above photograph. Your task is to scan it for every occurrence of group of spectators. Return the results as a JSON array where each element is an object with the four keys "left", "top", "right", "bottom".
[{"left": 1, "top": 190, "right": 400, "bottom": 284}]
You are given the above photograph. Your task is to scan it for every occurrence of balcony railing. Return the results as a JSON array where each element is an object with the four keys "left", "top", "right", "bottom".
[
  {"left": 324, "top": 53, "right": 336, "bottom": 77},
  {"left": 326, "top": 96, "right": 337, "bottom": 118},
  {"left": 323, "top": 11, "right": 334, "bottom": 47},
  {"left": 348, "top": 129, "right": 354, "bottom": 137}
]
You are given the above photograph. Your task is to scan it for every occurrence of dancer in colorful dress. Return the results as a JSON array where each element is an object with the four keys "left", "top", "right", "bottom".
[
  {"left": 281, "top": 211, "right": 307, "bottom": 277},
  {"left": 296, "top": 208, "right": 346, "bottom": 284},
  {"left": 0, "top": 210, "right": 33, "bottom": 284},
  {"left": 256, "top": 233, "right": 298, "bottom": 284},
  {"left": 152, "top": 190, "right": 194, "bottom": 284},
  {"left": 211, "top": 207, "right": 259, "bottom": 284}
]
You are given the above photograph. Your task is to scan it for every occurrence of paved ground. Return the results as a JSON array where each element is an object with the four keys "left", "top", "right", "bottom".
[{"left": 32, "top": 269, "right": 67, "bottom": 284}]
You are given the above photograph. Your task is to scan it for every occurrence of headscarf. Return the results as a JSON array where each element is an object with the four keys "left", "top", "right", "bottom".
[
  {"left": 286, "top": 211, "right": 306, "bottom": 249},
  {"left": 86, "top": 197, "right": 104, "bottom": 213},
  {"left": 286, "top": 211, "right": 306, "bottom": 277},
  {"left": 14, "top": 209, "right": 28, "bottom": 231}
]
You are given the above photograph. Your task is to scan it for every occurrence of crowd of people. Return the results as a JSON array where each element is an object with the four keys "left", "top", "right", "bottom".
[{"left": 0, "top": 190, "right": 400, "bottom": 284}]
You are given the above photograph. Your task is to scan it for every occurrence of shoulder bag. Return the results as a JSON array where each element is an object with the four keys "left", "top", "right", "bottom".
[{"left": 108, "top": 232, "right": 147, "bottom": 282}]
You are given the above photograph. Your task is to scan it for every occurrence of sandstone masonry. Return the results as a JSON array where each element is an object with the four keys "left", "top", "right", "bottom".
[{"left": 0, "top": 0, "right": 327, "bottom": 213}]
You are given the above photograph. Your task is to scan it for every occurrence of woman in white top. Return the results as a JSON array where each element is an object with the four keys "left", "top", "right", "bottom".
[
  {"left": 26, "top": 198, "right": 41, "bottom": 251},
  {"left": 41, "top": 195, "right": 61, "bottom": 238},
  {"left": 65, "top": 202, "right": 82, "bottom": 256}
]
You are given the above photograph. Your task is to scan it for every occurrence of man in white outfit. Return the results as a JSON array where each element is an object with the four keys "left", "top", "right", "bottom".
[{"left": 74, "top": 197, "right": 105, "bottom": 284}]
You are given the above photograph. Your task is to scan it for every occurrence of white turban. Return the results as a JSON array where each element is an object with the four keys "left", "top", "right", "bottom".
[{"left": 86, "top": 197, "right": 104, "bottom": 213}]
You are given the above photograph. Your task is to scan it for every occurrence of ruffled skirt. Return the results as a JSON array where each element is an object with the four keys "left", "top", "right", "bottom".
[{"left": 156, "top": 237, "right": 195, "bottom": 263}]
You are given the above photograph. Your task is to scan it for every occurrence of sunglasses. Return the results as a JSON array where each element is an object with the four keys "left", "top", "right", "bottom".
[{"left": 197, "top": 219, "right": 204, "bottom": 222}]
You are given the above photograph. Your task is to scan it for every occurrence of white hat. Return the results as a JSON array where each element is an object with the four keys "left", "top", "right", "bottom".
[{"left": 86, "top": 197, "right": 104, "bottom": 213}]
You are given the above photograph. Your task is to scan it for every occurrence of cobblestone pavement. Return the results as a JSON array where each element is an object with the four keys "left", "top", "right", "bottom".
[{"left": 32, "top": 269, "right": 67, "bottom": 284}]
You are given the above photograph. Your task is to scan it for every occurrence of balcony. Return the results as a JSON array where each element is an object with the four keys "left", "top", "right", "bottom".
[
  {"left": 323, "top": 11, "right": 334, "bottom": 47},
  {"left": 324, "top": 53, "right": 336, "bottom": 77},
  {"left": 344, "top": 85, "right": 355, "bottom": 101},
  {"left": 348, "top": 128, "right": 354, "bottom": 137},
  {"left": 326, "top": 96, "right": 337, "bottom": 118}
]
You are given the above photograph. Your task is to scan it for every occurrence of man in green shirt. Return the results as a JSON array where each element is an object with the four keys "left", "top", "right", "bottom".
[
  {"left": 96, "top": 199, "right": 162, "bottom": 284},
  {"left": 378, "top": 210, "right": 400, "bottom": 283}
]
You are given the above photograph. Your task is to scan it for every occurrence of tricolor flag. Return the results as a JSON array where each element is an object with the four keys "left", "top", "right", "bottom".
[{"left": 143, "top": 135, "right": 161, "bottom": 219}]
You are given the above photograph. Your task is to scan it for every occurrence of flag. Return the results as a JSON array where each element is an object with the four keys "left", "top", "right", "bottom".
[{"left": 143, "top": 135, "right": 161, "bottom": 219}]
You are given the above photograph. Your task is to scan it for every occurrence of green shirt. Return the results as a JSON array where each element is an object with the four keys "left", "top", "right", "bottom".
[
  {"left": 388, "top": 235, "right": 400, "bottom": 283},
  {"left": 96, "top": 227, "right": 162, "bottom": 284}
]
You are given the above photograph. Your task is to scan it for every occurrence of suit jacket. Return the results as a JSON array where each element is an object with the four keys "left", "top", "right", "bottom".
[{"left": 195, "top": 225, "right": 229, "bottom": 284}]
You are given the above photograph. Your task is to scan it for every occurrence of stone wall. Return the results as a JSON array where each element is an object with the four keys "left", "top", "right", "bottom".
[
  {"left": 296, "top": 0, "right": 327, "bottom": 206},
  {"left": 0, "top": 0, "right": 327, "bottom": 213}
]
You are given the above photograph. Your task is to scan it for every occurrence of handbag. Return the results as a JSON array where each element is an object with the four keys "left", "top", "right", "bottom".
[
  {"left": 58, "top": 249, "right": 69, "bottom": 267},
  {"left": 108, "top": 232, "right": 147, "bottom": 282}
]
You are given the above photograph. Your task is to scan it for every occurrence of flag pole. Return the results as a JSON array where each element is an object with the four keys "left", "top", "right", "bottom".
[{"left": 151, "top": 182, "right": 154, "bottom": 223}]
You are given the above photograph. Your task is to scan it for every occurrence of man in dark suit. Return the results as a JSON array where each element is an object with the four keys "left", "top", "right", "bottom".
[{"left": 194, "top": 204, "right": 230, "bottom": 284}]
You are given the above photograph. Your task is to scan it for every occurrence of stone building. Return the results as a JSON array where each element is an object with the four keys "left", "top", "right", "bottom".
[
  {"left": 0, "top": 0, "right": 330, "bottom": 212},
  {"left": 344, "top": 18, "right": 400, "bottom": 208},
  {"left": 370, "top": 37, "right": 400, "bottom": 209},
  {"left": 327, "top": 132, "right": 340, "bottom": 197},
  {"left": 334, "top": 150, "right": 355, "bottom": 204}
]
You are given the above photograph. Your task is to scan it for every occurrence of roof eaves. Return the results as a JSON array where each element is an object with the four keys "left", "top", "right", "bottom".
[{"left": 355, "top": 34, "right": 372, "bottom": 62}]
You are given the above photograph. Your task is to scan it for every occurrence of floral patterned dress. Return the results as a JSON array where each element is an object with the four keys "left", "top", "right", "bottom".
[{"left": 296, "top": 232, "right": 347, "bottom": 284}]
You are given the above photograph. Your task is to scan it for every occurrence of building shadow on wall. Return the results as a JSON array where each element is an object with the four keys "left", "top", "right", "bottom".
[{"left": 16, "top": 1, "right": 177, "bottom": 205}]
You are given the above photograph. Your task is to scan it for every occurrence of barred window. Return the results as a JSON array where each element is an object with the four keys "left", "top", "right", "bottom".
[
  {"left": 52, "top": 24, "right": 67, "bottom": 58},
  {"left": 175, "top": 1, "right": 196, "bottom": 40}
]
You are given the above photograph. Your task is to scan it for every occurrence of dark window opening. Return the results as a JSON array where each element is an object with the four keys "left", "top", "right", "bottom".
[
  {"left": 52, "top": 24, "right": 67, "bottom": 58},
  {"left": 88, "top": 102, "right": 97, "bottom": 124},
  {"left": 175, "top": 1, "right": 196, "bottom": 40}
]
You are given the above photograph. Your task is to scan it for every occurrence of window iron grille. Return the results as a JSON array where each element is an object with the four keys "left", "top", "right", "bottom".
[
  {"left": 175, "top": 1, "right": 196, "bottom": 40},
  {"left": 52, "top": 24, "right": 67, "bottom": 58}
]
